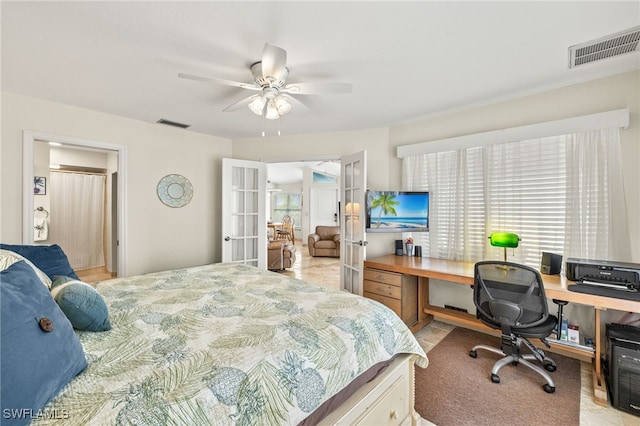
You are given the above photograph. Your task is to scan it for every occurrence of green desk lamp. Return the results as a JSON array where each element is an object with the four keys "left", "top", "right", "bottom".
[{"left": 489, "top": 232, "right": 520, "bottom": 262}]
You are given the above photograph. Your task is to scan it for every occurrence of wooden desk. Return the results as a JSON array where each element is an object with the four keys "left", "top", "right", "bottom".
[{"left": 364, "top": 254, "right": 640, "bottom": 406}]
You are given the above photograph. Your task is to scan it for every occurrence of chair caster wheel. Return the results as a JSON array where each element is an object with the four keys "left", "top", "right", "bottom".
[
  {"left": 491, "top": 374, "right": 500, "bottom": 383},
  {"left": 543, "top": 384, "right": 555, "bottom": 393},
  {"left": 469, "top": 350, "right": 477, "bottom": 358},
  {"left": 544, "top": 363, "right": 557, "bottom": 372}
]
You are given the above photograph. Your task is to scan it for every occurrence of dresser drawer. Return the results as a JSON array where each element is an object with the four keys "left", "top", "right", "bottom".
[
  {"left": 364, "top": 269, "right": 402, "bottom": 287},
  {"left": 354, "top": 374, "right": 410, "bottom": 425},
  {"left": 364, "top": 279, "right": 402, "bottom": 299},
  {"left": 364, "top": 292, "right": 401, "bottom": 317}
]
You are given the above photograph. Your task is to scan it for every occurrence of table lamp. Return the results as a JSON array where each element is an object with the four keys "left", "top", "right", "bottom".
[{"left": 488, "top": 232, "right": 520, "bottom": 262}]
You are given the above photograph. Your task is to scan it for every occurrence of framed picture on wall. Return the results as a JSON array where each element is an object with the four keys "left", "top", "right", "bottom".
[{"left": 34, "top": 176, "right": 46, "bottom": 195}]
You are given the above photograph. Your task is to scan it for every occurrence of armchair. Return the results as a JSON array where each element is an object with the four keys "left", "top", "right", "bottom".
[
  {"left": 468, "top": 261, "right": 558, "bottom": 393},
  {"left": 307, "top": 226, "right": 340, "bottom": 257},
  {"left": 267, "top": 241, "right": 296, "bottom": 271}
]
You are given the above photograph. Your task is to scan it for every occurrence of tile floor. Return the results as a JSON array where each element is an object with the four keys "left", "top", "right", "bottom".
[{"left": 276, "top": 241, "right": 637, "bottom": 425}]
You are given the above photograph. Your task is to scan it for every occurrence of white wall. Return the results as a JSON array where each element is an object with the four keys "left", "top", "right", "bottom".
[{"left": 1, "top": 92, "right": 233, "bottom": 276}]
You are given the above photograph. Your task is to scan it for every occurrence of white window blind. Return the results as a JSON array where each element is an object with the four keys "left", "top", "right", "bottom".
[
  {"left": 484, "top": 137, "right": 567, "bottom": 266},
  {"left": 403, "top": 128, "right": 630, "bottom": 268}
]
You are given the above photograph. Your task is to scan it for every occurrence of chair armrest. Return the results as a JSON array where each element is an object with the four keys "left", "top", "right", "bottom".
[
  {"left": 332, "top": 234, "right": 340, "bottom": 243},
  {"left": 268, "top": 241, "right": 284, "bottom": 251},
  {"left": 308, "top": 233, "right": 320, "bottom": 243},
  {"left": 267, "top": 242, "right": 284, "bottom": 270}
]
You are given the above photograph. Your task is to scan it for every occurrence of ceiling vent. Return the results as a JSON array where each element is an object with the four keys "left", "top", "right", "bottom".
[
  {"left": 569, "top": 26, "right": 640, "bottom": 68},
  {"left": 156, "top": 118, "right": 190, "bottom": 129}
]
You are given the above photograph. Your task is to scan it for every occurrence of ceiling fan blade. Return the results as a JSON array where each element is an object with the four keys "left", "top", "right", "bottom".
[
  {"left": 282, "top": 94, "right": 311, "bottom": 115},
  {"left": 261, "top": 43, "right": 287, "bottom": 81},
  {"left": 178, "top": 73, "right": 259, "bottom": 91},
  {"left": 282, "top": 82, "right": 353, "bottom": 95},
  {"left": 222, "top": 95, "right": 258, "bottom": 112}
]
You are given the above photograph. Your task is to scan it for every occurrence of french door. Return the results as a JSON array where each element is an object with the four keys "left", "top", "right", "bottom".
[
  {"left": 221, "top": 158, "right": 267, "bottom": 268},
  {"left": 340, "top": 151, "right": 367, "bottom": 295}
]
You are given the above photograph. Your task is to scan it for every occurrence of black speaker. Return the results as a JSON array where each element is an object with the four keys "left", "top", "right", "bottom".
[
  {"left": 541, "top": 252, "right": 562, "bottom": 275},
  {"left": 606, "top": 323, "right": 640, "bottom": 417},
  {"left": 395, "top": 240, "right": 403, "bottom": 256}
]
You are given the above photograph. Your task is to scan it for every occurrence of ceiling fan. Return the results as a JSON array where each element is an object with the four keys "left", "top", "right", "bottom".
[{"left": 179, "top": 43, "right": 352, "bottom": 120}]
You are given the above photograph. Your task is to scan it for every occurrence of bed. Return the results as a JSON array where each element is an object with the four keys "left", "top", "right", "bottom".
[{"left": 0, "top": 245, "right": 428, "bottom": 425}]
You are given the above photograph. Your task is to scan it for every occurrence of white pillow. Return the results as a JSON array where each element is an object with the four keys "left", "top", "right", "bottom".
[{"left": 0, "top": 249, "right": 52, "bottom": 288}]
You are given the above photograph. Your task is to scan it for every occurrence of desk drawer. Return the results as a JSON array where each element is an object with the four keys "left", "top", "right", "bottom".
[
  {"left": 364, "top": 280, "right": 402, "bottom": 299},
  {"left": 364, "top": 269, "right": 402, "bottom": 287},
  {"left": 364, "top": 292, "right": 401, "bottom": 317}
]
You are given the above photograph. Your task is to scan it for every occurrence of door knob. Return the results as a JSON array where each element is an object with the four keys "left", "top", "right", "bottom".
[{"left": 224, "top": 236, "right": 231, "bottom": 241}]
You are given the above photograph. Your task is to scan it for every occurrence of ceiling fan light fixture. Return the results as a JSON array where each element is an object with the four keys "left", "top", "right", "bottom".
[
  {"left": 248, "top": 96, "right": 267, "bottom": 115},
  {"left": 275, "top": 96, "right": 291, "bottom": 116},
  {"left": 265, "top": 100, "right": 280, "bottom": 120}
]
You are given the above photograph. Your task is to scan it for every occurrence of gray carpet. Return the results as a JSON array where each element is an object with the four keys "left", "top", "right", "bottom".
[{"left": 415, "top": 327, "right": 581, "bottom": 426}]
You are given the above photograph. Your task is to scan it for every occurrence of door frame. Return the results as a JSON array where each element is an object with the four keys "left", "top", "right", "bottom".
[{"left": 22, "top": 130, "right": 128, "bottom": 277}]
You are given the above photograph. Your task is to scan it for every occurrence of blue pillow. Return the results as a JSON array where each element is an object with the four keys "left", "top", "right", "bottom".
[
  {"left": 0, "top": 243, "right": 79, "bottom": 280},
  {"left": 1, "top": 261, "right": 87, "bottom": 425},
  {"left": 51, "top": 275, "right": 111, "bottom": 332}
]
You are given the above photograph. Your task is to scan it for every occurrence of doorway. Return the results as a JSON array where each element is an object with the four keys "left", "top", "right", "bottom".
[
  {"left": 49, "top": 168, "right": 108, "bottom": 274},
  {"left": 23, "top": 130, "right": 127, "bottom": 277},
  {"left": 266, "top": 160, "right": 340, "bottom": 241},
  {"left": 266, "top": 159, "right": 341, "bottom": 275}
]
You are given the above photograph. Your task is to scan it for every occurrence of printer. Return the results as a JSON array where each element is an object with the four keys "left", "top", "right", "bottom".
[{"left": 565, "top": 258, "right": 640, "bottom": 293}]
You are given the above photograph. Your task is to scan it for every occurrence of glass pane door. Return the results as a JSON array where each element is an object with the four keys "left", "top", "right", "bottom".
[{"left": 222, "top": 158, "right": 266, "bottom": 268}]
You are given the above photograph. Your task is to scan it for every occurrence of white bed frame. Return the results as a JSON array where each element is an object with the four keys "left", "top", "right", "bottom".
[{"left": 318, "top": 354, "right": 420, "bottom": 426}]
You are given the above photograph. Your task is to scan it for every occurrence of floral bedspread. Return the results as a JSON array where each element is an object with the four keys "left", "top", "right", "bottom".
[{"left": 36, "top": 263, "right": 428, "bottom": 425}]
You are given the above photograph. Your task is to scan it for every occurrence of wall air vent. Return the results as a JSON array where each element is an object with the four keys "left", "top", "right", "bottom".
[
  {"left": 569, "top": 26, "right": 640, "bottom": 68},
  {"left": 156, "top": 118, "right": 191, "bottom": 129}
]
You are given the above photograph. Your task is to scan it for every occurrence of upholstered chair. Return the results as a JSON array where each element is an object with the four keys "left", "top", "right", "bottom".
[
  {"left": 268, "top": 241, "right": 297, "bottom": 271},
  {"left": 307, "top": 226, "right": 340, "bottom": 257}
]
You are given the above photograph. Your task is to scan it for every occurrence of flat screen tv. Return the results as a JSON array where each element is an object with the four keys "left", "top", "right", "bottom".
[{"left": 365, "top": 190, "right": 429, "bottom": 233}]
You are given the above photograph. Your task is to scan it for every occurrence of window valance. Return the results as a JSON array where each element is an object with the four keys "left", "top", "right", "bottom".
[{"left": 397, "top": 109, "right": 629, "bottom": 158}]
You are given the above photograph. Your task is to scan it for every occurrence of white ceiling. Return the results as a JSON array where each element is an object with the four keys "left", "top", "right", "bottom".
[{"left": 2, "top": 1, "right": 639, "bottom": 142}]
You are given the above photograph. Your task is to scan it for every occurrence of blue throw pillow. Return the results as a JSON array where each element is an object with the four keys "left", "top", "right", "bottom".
[
  {"left": 51, "top": 275, "right": 111, "bottom": 332},
  {"left": 0, "top": 244, "right": 79, "bottom": 280},
  {"left": 1, "top": 261, "right": 87, "bottom": 425}
]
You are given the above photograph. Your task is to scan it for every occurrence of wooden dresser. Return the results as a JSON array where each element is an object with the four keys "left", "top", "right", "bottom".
[{"left": 363, "top": 267, "right": 418, "bottom": 327}]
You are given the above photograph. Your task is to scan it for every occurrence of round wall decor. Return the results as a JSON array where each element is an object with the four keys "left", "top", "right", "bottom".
[{"left": 157, "top": 174, "right": 193, "bottom": 208}]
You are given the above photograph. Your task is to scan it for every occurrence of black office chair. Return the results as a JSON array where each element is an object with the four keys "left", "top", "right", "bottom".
[{"left": 469, "top": 261, "right": 558, "bottom": 393}]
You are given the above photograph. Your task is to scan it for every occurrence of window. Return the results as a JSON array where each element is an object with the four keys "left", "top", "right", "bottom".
[
  {"left": 273, "top": 193, "right": 302, "bottom": 228},
  {"left": 403, "top": 128, "right": 630, "bottom": 268}
]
